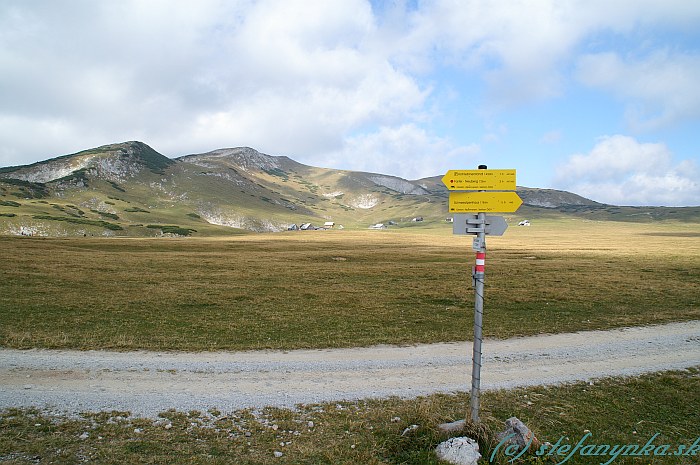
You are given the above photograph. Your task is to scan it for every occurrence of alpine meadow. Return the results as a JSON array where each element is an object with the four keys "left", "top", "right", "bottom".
[
  {"left": 3, "top": 1, "right": 700, "bottom": 462},
  {"left": 1, "top": 143, "right": 699, "bottom": 464}
]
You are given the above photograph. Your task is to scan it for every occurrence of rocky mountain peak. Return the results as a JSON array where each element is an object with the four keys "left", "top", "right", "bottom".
[
  {"left": 368, "top": 175, "right": 428, "bottom": 195},
  {"left": 0, "top": 141, "right": 174, "bottom": 184},
  {"left": 179, "top": 147, "right": 283, "bottom": 172}
]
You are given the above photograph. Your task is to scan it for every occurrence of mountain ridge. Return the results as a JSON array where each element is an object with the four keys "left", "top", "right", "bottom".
[{"left": 1, "top": 141, "right": 697, "bottom": 237}]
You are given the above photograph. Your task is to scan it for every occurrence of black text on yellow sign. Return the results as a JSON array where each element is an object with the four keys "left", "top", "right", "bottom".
[
  {"left": 449, "top": 191, "right": 523, "bottom": 213},
  {"left": 441, "top": 169, "right": 516, "bottom": 190}
]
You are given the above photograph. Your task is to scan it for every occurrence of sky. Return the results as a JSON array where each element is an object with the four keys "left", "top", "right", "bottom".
[{"left": 1, "top": 0, "right": 699, "bottom": 206}]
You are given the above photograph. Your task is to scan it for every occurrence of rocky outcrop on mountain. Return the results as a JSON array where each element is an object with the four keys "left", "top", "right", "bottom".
[
  {"left": 348, "top": 194, "right": 380, "bottom": 209},
  {"left": 368, "top": 175, "right": 428, "bottom": 195},
  {"left": 197, "top": 207, "right": 286, "bottom": 232},
  {"left": 179, "top": 147, "right": 288, "bottom": 173},
  {"left": 0, "top": 141, "right": 174, "bottom": 185},
  {"left": 2, "top": 158, "right": 92, "bottom": 184}
]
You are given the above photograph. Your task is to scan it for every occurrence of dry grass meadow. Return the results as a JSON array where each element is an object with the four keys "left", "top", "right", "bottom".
[
  {"left": 1, "top": 219, "right": 699, "bottom": 464},
  {"left": 1, "top": 218, "right": 698, "bottom": 351}
]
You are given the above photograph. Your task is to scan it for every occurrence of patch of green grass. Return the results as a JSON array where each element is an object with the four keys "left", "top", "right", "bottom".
[
  {"left": 108, "top": 181, "right": 126, "bottom": 192},
  {"left": 126, "top": 141, "right": 175, "bottom": 173},
  {"left": 124, "top": 207, "right": 149, "bottom": 213},
  {"left": 263, "top": 167, "right": 289, "bottom": 181},
  {"left": 51, "top": 203, "right": 84, "bottom": 217},
  {"left": 146, "top": 225, "right": 197, "bottom": 236},
  {"left": 53, "top": 167, "right": 89, "bottom": 185},
  {"left": 91, "top": 209, "right": 120, "bottom": 220},
  {"left": 0, "top": 178, "right": 49, "bottom": 198},
  {"left": 0, "top": 200, "right": 21, "bottom": 207},
  {"left": 30, "top": 215, "right": 123, "bottom": 231},
  {"left": 0, "top": 369, "right": 697, "bottom": 464}
]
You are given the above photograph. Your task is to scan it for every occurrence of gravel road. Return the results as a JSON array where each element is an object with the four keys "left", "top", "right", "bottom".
[{"left": 1, "top": 321, "right": 698, "bottom": 418}]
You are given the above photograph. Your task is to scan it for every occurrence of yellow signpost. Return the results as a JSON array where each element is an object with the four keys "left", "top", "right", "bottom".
[
  {"left": 444, "top": 165, "right": 522, "bottom": 423},
  {"left": 442, "top": 169, "right": 516, "bottom": 191},
  {"left": 448, "top": 191, "right": 523, "bottom": 213}
]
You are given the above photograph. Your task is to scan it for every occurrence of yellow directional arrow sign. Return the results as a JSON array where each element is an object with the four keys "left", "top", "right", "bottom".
[
  {"left": 449, "top": 191, "right": 523, "bottom": 213},
  {"left": 442, "top": 169, "right": 516, "bottom": 191}
]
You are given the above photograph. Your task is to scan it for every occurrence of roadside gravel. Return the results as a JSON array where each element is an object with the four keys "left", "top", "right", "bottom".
[{"left": 1, "top": 321, "right": 698, "bottom": 418}]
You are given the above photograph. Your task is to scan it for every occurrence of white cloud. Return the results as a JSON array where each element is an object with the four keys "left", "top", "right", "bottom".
[
  {"left": 404, "top": 0, "right": 584, "bottom": 107},
  {"left": 320, "top": 124, "right": 480, "bottom": 180},
  {"left": 554, "top": 135, "right": 699, "bottom": 206},
  {"left": 576, "top": 51, "right": 700, "bottom": 130},
  {"left": 0, "top": 115, "right": 118, "bottom": 167},
  {"left": 0, "top": 0, "right": 699, "bottom": 192},
  {"left": 0, "top": 0, "right": 432, "bottom": 164},
  {"left": 556, "top": 135, "right": 671, "bottom": 180},
  {"left": 398, "top": 0, "right": 700, "bottom": 113}
]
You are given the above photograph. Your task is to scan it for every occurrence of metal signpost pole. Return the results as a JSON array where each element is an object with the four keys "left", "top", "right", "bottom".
[
  {"left": 469, "top": 165, "right": 487, "bottom": 423},
  {"left": 444, "top": 164, "right": 520, "bottom": 424}
]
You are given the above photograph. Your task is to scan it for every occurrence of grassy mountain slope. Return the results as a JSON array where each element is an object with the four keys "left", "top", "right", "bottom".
[{"left": 1, "top": 141, "right": 698, "bottom": 237}]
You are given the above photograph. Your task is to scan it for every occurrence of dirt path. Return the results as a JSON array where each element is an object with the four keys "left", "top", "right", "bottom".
[{"left": 1, "top": 321, "right": 698, "bottom": 417}]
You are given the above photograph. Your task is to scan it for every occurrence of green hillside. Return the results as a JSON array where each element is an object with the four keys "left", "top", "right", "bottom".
[{"left": 1, "top": 141, "right": 698, "bottom": 237}]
